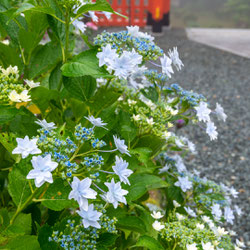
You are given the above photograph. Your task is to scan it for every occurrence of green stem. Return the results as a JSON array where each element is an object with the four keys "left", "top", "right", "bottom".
[
  {"left": 10, "top": 188, "right": 39, "bottom": 225},
  {"left": 64, "top": 10, "right": 70, "bottom": 63}
]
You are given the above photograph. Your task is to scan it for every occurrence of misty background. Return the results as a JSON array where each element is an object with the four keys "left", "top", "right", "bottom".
[{"left": 171, "top": 0, "right": 250, "bottom": 28}]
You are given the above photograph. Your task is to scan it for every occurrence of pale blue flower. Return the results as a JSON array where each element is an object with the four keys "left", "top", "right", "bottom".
[
  {"left": 35, "top": 119, "right": 56, "bottom": 130},
  {"left": 104, "top": 178, "right": 128, "bottom": 208},
  {"left": 68, "top": 177, "right": 97, "bottom": 211},
  {"left": 211, "top": 203, "right": 222, "bottom": 220},
  {"left": 215, "top": 103, "right": 227, "bottom": 122},
  {"left": 85, "top": 115, "right": 107, "bottom": 129},
  {"left": 96, "top": 44, "right": 117, "bottom": 67},
  {"left": 184, "top": 207, "right": 196, "bottom": 217},
  {"left": 224, "top": 207, "right": 234, "bottom": 225},
  {"left": 113, "top": 135, "right": 131, "bottom": 156},
  {"left": 168, "top": 47, "right": 184, "bottom": 71},
  {"left": 160, "top": 54, "right": 174, "bottom": 78},
  {"left": 77, "top": 204, "right": 102, "bottom": 229},
  {"left": 112, "top": 156, "right": 133, "bottom": 185},
  {"left": 12, "top": 136, "right": 41, "bottom": 158},
  {"left": 195, "top": 102, "right": 211, "bottom": 122},
  {"left": 26, "top": 155, "right": 58, "bottom": 187},
  {"left": 175, "top": 176, "right": 192, "bottom": 192},
  {"left": 206, "top": 121, "right": 218, "bottom": 140}
]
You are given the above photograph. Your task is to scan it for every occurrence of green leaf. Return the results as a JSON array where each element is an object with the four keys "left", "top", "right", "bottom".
[
  {"left": 75, "top": 0, "right": 127, "bottom": 19},
  {"left": 8, "top": 161, "right": 33, "bottom": 208},
  {"left": 30, "top": 87, "right": 60, "bottom": 114},
  {"left": 38, "top": 224, "right": 58, "bottom": 250},
  {"left": 61, "top": 49, "right": 111, "bottom": 78},
  {"left": 0, "top": 43, "right": 22, "bottom": 70},
  {"left": 4, "top": 213, "right": 32, "bottom": 236},
  {"left": 0, "top": 105, "right": 20, "bottom": 125},
  {"left": 28, "top": 42, "right": 62, "bottom": 79},
  {"left": 96, "top": 233, "right": 118, "bottom": 248},
  {"left": 42, "top": 179, "right": 76, "bottom": 211},
  {"left": 63, "top": 75, "right": 97, "bottom": 102},
  {"left": 0, "top": 208, "right": 10, "bottom": 233},
  {"left": 49, "top": 62, "right": 63, "bottom": 90},
  {"left": 0, "top": 235, "right": 41, "bottom": 249},
  {"left": 0, "top": 133, "right": 18, "bottom": 161},
  {"left": 126, "top": 174, "right": 168, "bottom": 202},
  {"left": 117, "top": 216, "right": 146, "bottom": 234},
  {"left": 135, "top": 235, "right": 165, "bottom": 250}
]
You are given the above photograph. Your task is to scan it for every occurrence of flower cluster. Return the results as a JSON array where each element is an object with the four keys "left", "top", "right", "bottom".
[
  {"left": 49, "top": 206, "right": 117, "bottom": 249},
  {"left": 0, "top": 65, "right": 39, "bottom": 104}
]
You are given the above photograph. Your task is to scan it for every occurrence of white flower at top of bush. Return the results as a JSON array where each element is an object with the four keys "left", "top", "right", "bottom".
[
  {"left": 35, "top": 119, "right": 56, "bottom": 131},
  {"left": 206, "top": 121, "right": 218, "bottom": 141},
  {"left": 184, "top": 207, "right": 196, "bottom": 217},
  {"left": 126, "top": 25, "right": 154, "bottom": 42},
  {"left": 202, "top": 242, "right": 215, "bottom": 250},
  {"left": 211, "top": 203, "right": 222, "bottom": 221},
  {"left": 152, "top": 221, "right": 165, "bottom": 231},
  {"left": 97, "top": 44, "right": 117, "bottom": 67},
  {"left": 68, "top": 177, "right": 97, "bottom": 211},
  {"left": 175, "top": 176, "right": 192, "bottom": 192},
  {"left": 85, "top": 115, "right": 107, "bottom": 129},
  {"left": 224, "top": 207, "right": 235, "bottom": 225},
  {"left": 112, "top": 156, "right": 133, "bottom": 185},
  {"left": 215, "top": 103, "right": 227, "bottom": 122},
  {"left": 113, "top": 135, "right": 131, "bottom": 156},
  {"left": 186, "top": 243, "right": 198, "bottom": 250},
  {"left": 168, "top": 47, "right": 184, "bottom": 71},
  {"left": 1, "top": 65, "right": 19, "bottom": 78},
  {"left": 72, "top": 19, "right": 87, "bottom": 34},
  {"left": 25, "top": 79, "right": 40, "bottom": 88},
  {"left": 160, "top": 54, "right": 174, "bottom": 78},
  {"left": 151, "top": 211, "right": 164, "bottom": 219},
  {"left": 12, "top": 136, "right": 41, "bottom": 158},
  {"left": 26, "top": 155, "right": 58, "bottom": 187},
  {"left": 77, "top": 204, "right": 102, "bottom": 229},
  {"left": 103, "top": 178, "right": 128, "bottom": 208},
  {"left": 195, "top": 102, "right": 211, "bottom": 122}
]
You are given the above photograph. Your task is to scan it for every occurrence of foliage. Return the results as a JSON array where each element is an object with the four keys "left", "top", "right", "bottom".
[{"left": 0, "top": 0, "right": 244, "bottom": 249}]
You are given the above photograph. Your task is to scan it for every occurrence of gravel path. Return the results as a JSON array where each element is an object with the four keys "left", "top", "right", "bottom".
[
  {"left": 93, "top": 27, "right": 250, "bottom": 245},
  {"left": 155, "top": 28, "right": 250, "bottom": 245}
]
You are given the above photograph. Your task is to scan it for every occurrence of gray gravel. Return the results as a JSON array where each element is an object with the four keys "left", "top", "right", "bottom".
[
  {"left": 93, "top": 27, "right": 250, "bottom": 245},
  {"left": 154, "top": 28, "right": 250, "bottom": 245}
]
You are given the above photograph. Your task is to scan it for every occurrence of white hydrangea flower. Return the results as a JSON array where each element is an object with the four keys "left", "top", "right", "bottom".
[
  {"left": 176, "top": 213, "right": 185, "bottom": 220},
  {"left": 132, "top": 114, "right": 140, "bottom": 121},
  {"left": 159, "top": 164, "right": 171, "bottom": 174},
  {"left": 89, "top": 11, "right": 98, "bottom": 22},
  {"left": 2, "top": 65, "right": 19, "bottom": 78},
  {"left": 206, "top": 121, "right": 218, "bottom": 141},
  {"left": 224, "top": 207, "right": 235, "bottom": 225},
  {"left": 214, "top": 227, "right": 228, "bottom": 237},
  {"left": 152, "top": 221, "right": 165, "bottom": 231},
  {"left": 25, "top": 79, "right": 40, "bottom": 88},
  {"left": 215, "top": 103, "right": 227, "bottom": 122},
  {"left": 85, "top": 115, "right": 107, "bottom": 129},
  {"left": 235, "top": 239, "right": 245, "bottom": 248},
  {"left": 234, "top": 205, "right": 242, "bottom": 216},
  {"left": 168, "top": 47, "right": 184, "bottom": 71},
  {"left": 160, "top": 54, "right": 174, "bottom": 78},
  {"left": 104, "top": 178, "right": 128, "bottom": 208},
  {"left": 196, "top": 223, "right": 204, "bottom": 229},
  {"left": 112, "top": 156, "right": 133, "bottom": 185},
  {"left": 211, "top": 203, "right": 222, "bottom": 220},
  {"left": 146, "top": 118, "right": 155, "bottom": 126},
  {"left": 184, "top": 207, "right": 196, "bottom": 217},
  {"left": 26, "top": 155, "right": 58, "bottom": 187},
  {"left": 113, "top": 135, "right": 131, "bottom": 156},
  {"left": 35, "top": 119, "right": 56, "bottom": 131},
  {"left": 151, "top": 211, "right": 164, "bottom": 219},
  {"left": 19, "top": 90, "right": 31, "bottom": 102},
  {"left": 172, "top": 155, "right": 187, "bottom": 173},
  {"left": 186, "top": 243, "right": 198, "bottom": 250},
  {"left": 103, "top": 11, "right": 112, "bottom": 19},
  {"left": 175, "top": 176, "right": 192, "bottom": 192},
  {"left": 202, "top": 242, "right": 215, "bottom": 250},
  {"left": 72, "top": 19, "right": 87, "bottom": 33},
  {"left": 9, "top": 90, "right": 21, "bottom": 102},
  {"left": 77, "top": 204, "right": 102, "bottom": 229},
  {"left": 96, "top": 44, "right": 117, "bottom": 67},
  {"left": 68, "top": 177, "right": 97, "bottom": 211},
  {"left": 195, "top": 102, "right": 211, "bottom": 122},
  {"left": 12, "top": 136, "right": 41, "bottom": 158},
  {"left": 173, "top": 200, "right": 181, "bottom": 208},
  {"left": 229, "top": 186, "right": 239, "bottom": 198}
]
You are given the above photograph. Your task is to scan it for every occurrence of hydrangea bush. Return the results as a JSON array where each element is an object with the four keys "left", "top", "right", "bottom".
[{"left": 0, "top": 0, "right": 244, "bottom": 249}]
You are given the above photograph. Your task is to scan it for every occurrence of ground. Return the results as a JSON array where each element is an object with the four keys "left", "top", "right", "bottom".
[{"left": 93, "top": 27, "right": 250, "bottom": 245}]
